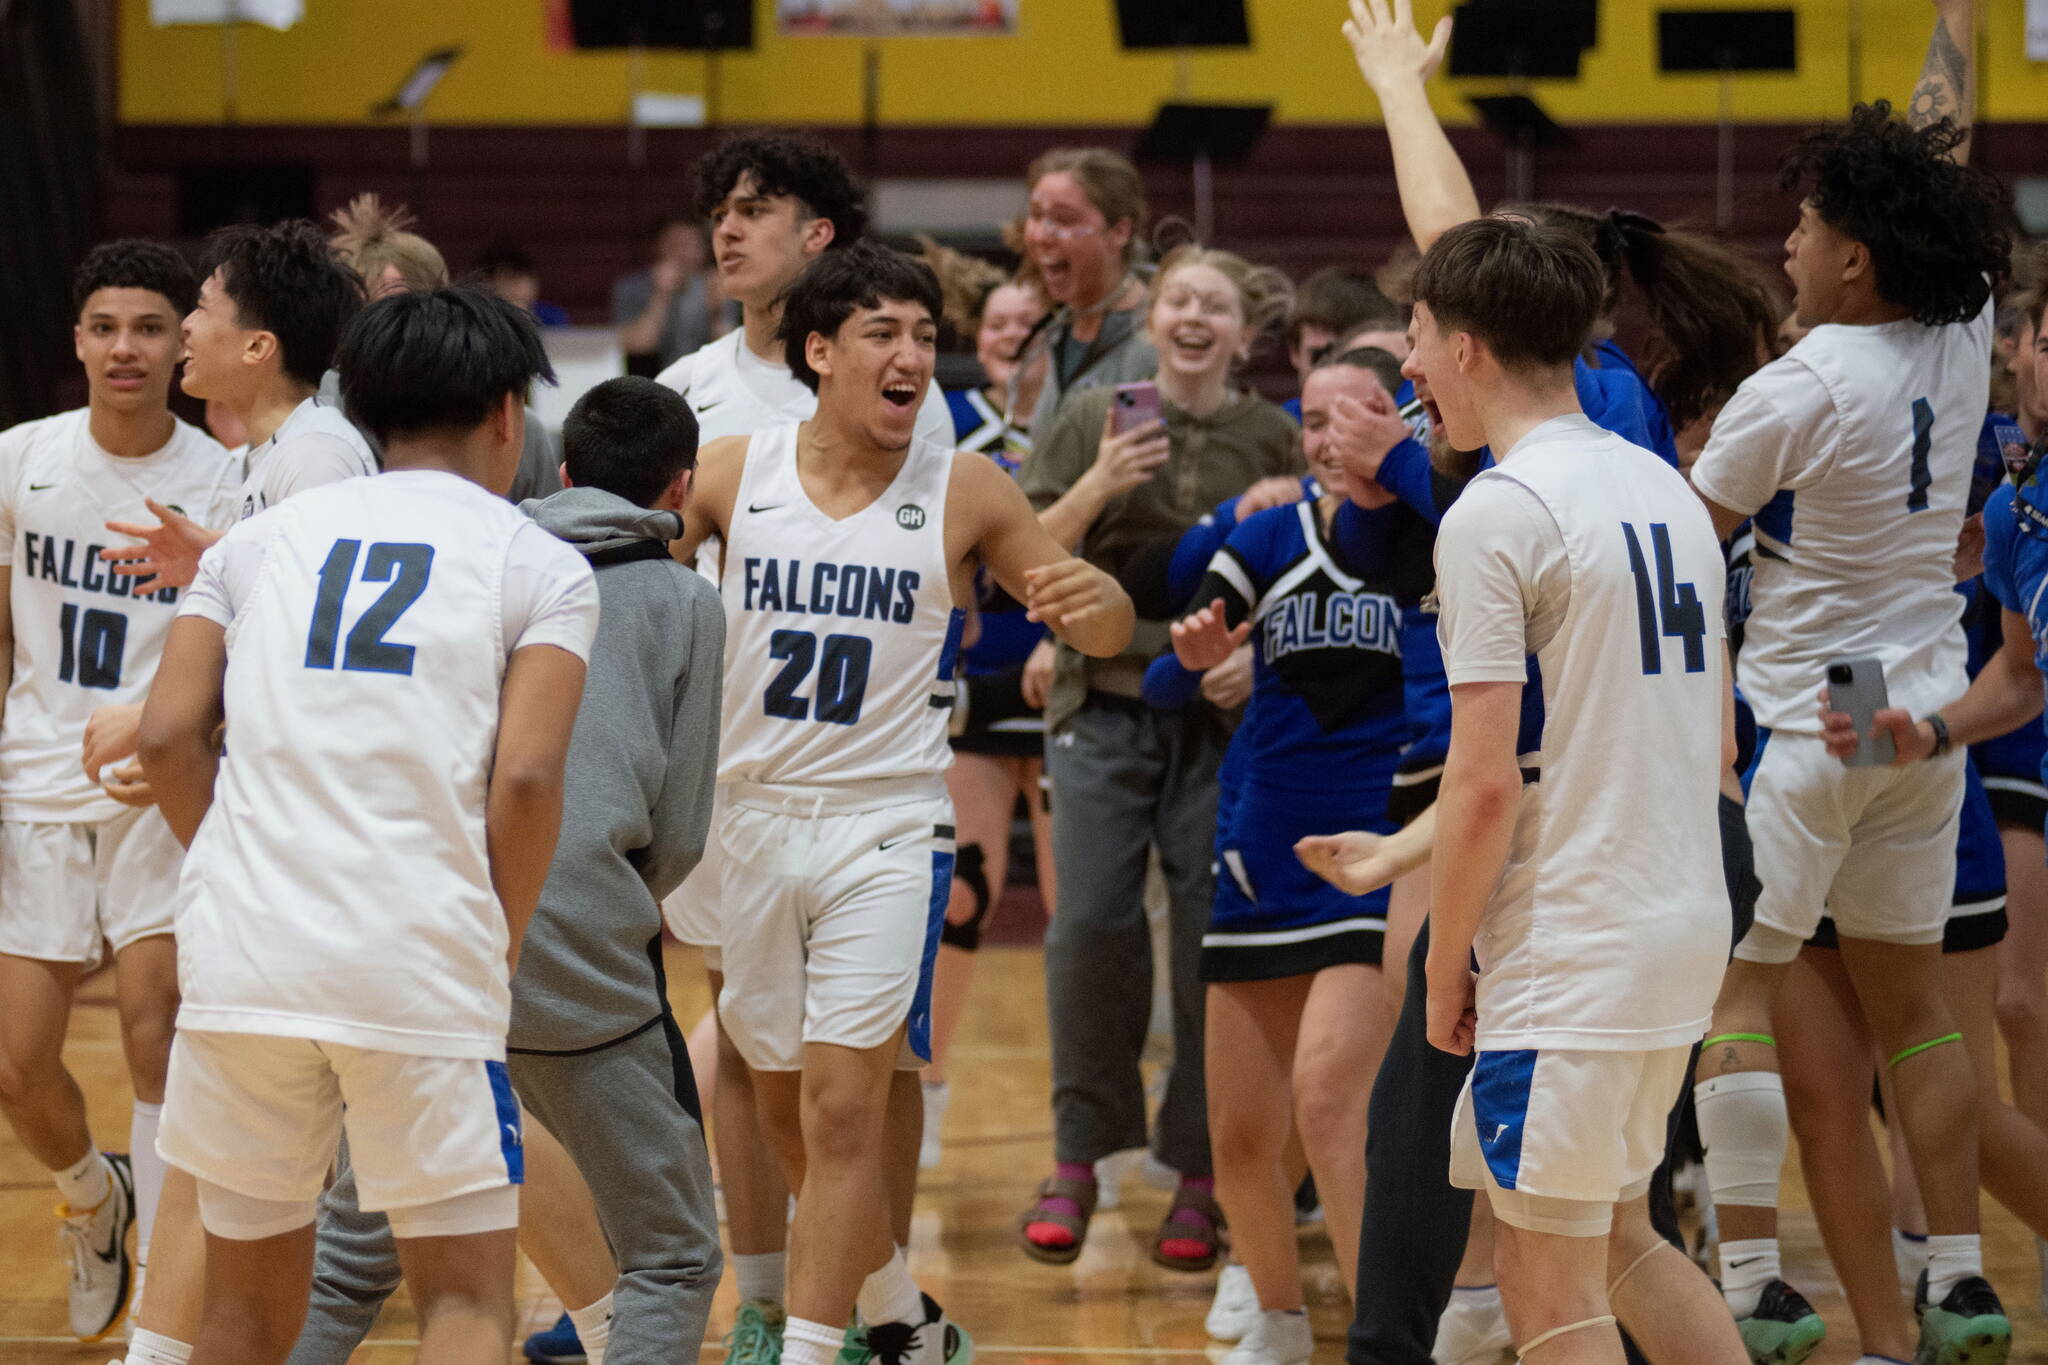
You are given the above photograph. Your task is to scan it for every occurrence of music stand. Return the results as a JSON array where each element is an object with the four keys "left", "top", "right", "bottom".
[
  {"left": 1459, "top": 0, "right": 1596, "bottom": 53},
  {"left": 1446, "top": 3, "right": 1585, "bottom": 80},
  {"left": 1656, "top": 9, "right": 1797, "bottom": 226},
  {"left": 1113, "top": 0, "right": 1250, "bottom": 49},
  {"left": 1136, "top": 103, "right": 1271, "bottom": 243},
  {"left": 370, "top": 46, "right": 462, "bottom": 171}
]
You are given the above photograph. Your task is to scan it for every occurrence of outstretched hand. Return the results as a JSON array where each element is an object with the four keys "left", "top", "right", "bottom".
[
  {"left": 1296, "top": 829, "right": 1402, "bottom": 896},
  {"left": 1171, "top": 598, "right": 1251, "bottom": 672},
  {"left": 1342, "top": 0, "right": 1454, "bottom": 97},
  {"left": 101, "top": 498, "right": 223, "bottom": 595}
]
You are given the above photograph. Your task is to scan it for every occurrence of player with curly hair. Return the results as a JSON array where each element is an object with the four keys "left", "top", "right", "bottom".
[{"left": 1685, "top": 4, "right": 2018, "bottom": 1362}]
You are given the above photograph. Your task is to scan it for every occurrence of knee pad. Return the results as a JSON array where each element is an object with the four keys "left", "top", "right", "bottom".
[
  {"left": 1693, "top": 1071, "right": 1786, "bottom": 1208},
  {"left": 385, "top": 1183, "right": 519, "bottom": 1240},
  {"left": 941, "top": 842, "right": 991, "bottom": 952}
]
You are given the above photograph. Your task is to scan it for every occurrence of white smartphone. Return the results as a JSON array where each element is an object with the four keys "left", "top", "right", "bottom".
[{"left": 1826, "top": 657, "right": 1895, "bottom": 768}]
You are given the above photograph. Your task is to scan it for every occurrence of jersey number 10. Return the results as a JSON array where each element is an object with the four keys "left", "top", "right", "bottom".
[
  {"left": 57, "top": 603, "right": 126, "bottom": 689},
  {"left": 304, "top": 539, "right": 435, "bottom": 676},
  {"left": 1622, "top": 522, "right": 1706, "bottom": 676}
]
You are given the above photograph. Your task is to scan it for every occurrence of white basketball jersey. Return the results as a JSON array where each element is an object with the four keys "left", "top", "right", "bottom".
[
  {"left": 656, "top": 326, "right": 954, "bottom": 449},
  {"left": 717, "top": 423, "right": 964, "bottom": 790},
  {"left": 235, "top": 394, "right": 378, "bottom": 522},
  {"left": 1691, "top": 303, "right": 1993, "bottom": 732},
  {"left": 173, "top": 470, "right": 598, "bottom": 1058},
  {"left": 1437, "top": 416, "right": 1730, "bottom": 1052},
  {"left": 0, "top": 409, "right": 238, "bottom": 821}
]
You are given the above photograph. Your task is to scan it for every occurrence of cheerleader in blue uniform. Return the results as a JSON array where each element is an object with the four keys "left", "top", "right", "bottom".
[{"left": 1151, "top": 350, "right": 1433, "bottom": 1358}]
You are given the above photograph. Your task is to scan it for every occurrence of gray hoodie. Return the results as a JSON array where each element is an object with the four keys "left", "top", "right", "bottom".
[{"left": 507, "top": 486, "right": 724, "bottom": 1053}]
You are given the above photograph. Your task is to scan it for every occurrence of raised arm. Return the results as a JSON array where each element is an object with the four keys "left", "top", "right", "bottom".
[
  {"left": 1342, "top": 0, "right": 1479, "bottom": 250},
  {"left": 964, "top": 454, "right": 1135, "bottom": 659},
  {"left": 1908, "top": 0, "right": 1975, "bottom": 163}
]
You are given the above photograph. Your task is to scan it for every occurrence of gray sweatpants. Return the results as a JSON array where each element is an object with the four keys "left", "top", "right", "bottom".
[
  {"left": 285, "top": 1011, "right": 720, "bottom": 1365},
  {"left": 1043, "top": 696, "right": 1226, "bottom": 1178}
]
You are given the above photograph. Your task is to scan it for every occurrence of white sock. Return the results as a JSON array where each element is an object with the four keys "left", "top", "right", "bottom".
[
  {"left": 734, "top": 1249, "right": 787, "bottom": 1306},
  {"left": 124, "top": 1327, "right": 193, "bottom": 1365},
  {"left": 54, "top": 1148, "right": 110, "bottom": 1212},
  {"left": 782, "top": 1316, "right": 844, "bottom": 1365},
  {"left": 130, "top": 1101, "right": 165, "bottom": 1264},
  {"left": 1695, "top": 1072, "right": 1787, "bottom": 1210},
  {"left": 567, "top": 1292, "right": 612, "bottom": 1365},
  {"left": 1450, "top": 1283, "right": 1502, "bottom": 1309},
  {"left": 857, "top": 1245, "right": 923, "bottom": 1328},
  {"left": 1924, "top": 1232, "right": 1983, "bottom": 1304},
  {"left": 1718, "top": 1237, "right": 1780, "bottom": 1318}
]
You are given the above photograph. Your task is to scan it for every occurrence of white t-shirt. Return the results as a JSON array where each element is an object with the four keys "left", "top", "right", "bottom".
[
  {"left": 1437, "top": 415, "right": 1729, "bottom": 1052},
  {"left": 0, "top": 410, "right": 239, "bottom": 821},
  {"left": 173, "top": 469, "right": 599, "bottom": 1059},
  {"left": 234, "top": 394, "right": 377, "bottom": 522},
  {"left": 655, "top": 326, "right": 953, "bottom": 450},
  {"left": 1690, "top": 303, "right": 1993, "bottom": 733}
]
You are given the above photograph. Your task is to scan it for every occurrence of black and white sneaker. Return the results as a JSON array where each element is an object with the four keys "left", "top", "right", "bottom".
[
  {"left": 851, "top": 1293, "right": 973, "bottom": 1365},
  {"left": 1913, "top": 1271, "right": 2010, "bottom": 1365},
  {"left": 58, "top": 1152, "right": 135, "bottom": 1341}
]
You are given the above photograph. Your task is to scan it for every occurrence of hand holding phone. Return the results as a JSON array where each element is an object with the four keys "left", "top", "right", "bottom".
[
  {"left": 1824, "top": 658, "right": 1896, "bottom": 767},
  {"left": 1110, "top": 380, "right": 1162, "bottom": 436}
]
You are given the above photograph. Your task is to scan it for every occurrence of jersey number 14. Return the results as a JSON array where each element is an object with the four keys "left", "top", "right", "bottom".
[{"left": 1622, "top": 522, "right": 1706, "bottom": 675}]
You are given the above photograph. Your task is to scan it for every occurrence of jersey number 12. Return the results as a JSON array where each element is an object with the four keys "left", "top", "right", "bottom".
[
  {"left": 1622, "top": 522, "right": 1706, "bottom": 675},
  {"left": 304, "top": 539, "right": 435, "bottom": 676}
]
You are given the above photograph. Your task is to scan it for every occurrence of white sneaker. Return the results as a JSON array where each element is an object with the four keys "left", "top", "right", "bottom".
[
  {"left": 1432, "top": 1285, "right": 1512, "bottom": 1365},
  {"left": 1221, "top": 1309, "right": 1312, "bottom": 1365},
  {"left": 1206, "top": 1262, "right": 1260, "bottom": 1341},
  {"left": 58, "top": 1152, "right": 135, "bottom": 1341},
  {"left": 920, "top": 1081, "right": 951, "bottom": 1170}
]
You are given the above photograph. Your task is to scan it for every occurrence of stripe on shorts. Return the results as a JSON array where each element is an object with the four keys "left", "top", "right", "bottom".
[{"left": 1471, "top": 1049, "right": 1538, "bottom": 1192}]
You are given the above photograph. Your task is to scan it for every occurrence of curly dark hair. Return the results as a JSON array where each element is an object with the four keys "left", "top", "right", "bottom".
[
  {"left": 777, "top": 241, "right": 942, "bottom": 392},
  {"left": 692, "top": 133, "right": 868, "bottom": 249},
  {"left": 200, "top": 220, "right": 365, "bottom": 388},
  {"left": 72, "top": 239, "right": 198, "bottom": 317},
  {"left": 1781, "top": 101, "right": 2012, "bottom": 326}
]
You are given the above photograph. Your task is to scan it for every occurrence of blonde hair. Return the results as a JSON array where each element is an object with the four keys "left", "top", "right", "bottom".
[
  {"left": 1026, "top": 147, "right": 1150, "bottom": 268},
  {"left": 328, "top": 194, "right": 449, "bottom": 293},
  {"left": 1149, "top": 244, "right": 1293, "bottom": 344},
  {"left": 916, "top": 236, "right": 1011, "bottom": 335}
]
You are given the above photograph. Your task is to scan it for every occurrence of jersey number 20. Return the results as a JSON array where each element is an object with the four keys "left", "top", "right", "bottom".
[
  {"left": 304, "top": 539, "right": 435, "bottom": 676},
  {"left": 765, "top": 629, "right": 872, "bottom": 725},
  {"left": 1622, "top": 522, "right": 1706, "bottom": 675}
]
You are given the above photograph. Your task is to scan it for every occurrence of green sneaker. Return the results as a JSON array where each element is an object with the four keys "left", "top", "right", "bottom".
[
  {"left": 1736, "top": 1279, "right": 1827, "bottom": 1365},
  {"left": 1915, "top": 1272, "right": 2011, "bottom": 1365},
  {"left": 835, "top": 1317, "right": 869, "bottom": 1365},
  {"left": 723, "top": 1298, "right": 785, "bottom": 1365}
]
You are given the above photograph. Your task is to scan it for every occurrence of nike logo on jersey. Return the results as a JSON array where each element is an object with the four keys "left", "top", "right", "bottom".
[
  {"left": 695, "top": 399, "right": 724, "bottom": 414},
  {"left": 1485, "top": 1122, "right": 1510, "bottom": 1144},
  {"left": 21, "top": 531, "right": 169, "bottom": 603},
  {"left": 877, "top": 834, "right": 916, "bottom": 851},
  {"left": 503, "top": 1122, "right": 523, "bottom": 1148},
  {"left": 740, "top": 555, "right": 919, "bottom": 623},
  {"left": 747, "top": 501, "right": 785, "bottom": 514},
  {"left": 27, "top": 482, "right": 58, "bottom": 491}
]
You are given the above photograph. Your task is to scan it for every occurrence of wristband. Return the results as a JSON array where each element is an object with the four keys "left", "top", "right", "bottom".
[{"left": 1926, "top": 712, "right": 1952, "bottom": 758}]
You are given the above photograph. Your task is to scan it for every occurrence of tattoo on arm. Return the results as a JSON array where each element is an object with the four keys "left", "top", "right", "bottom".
[{"left": 1909, "top": 15, "right": 1968, "bottom": 133}]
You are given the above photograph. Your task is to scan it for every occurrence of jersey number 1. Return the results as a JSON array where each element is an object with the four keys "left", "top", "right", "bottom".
[
  {"left": 1622, "top": 522, "right": 1706, "bottom": 675},
  {"left": 304, "top": 539, "right": 435, "bottom": 676}
]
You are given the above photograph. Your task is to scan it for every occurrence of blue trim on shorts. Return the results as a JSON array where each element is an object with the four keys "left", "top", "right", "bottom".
[
  {"left": 485, "top": 1060, "right": 524, "bottom": 1184},
  {"left": 1471, "top": 1049, "right": 1538, "bottom": 1191},
  {"left": 906, "top": 844, "right": 955, "bottom": 1063}
]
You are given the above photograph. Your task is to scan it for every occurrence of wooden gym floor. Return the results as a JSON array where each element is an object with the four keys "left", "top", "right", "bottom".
[{"left": 5, "top": 943, "right": 2048, "bottom": 1363}]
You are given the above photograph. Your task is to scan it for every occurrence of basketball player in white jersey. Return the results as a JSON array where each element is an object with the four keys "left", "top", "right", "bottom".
[
  {"left": 96, "top": 219, "right": 374, "bottom": 599},
  {"left": 0, "top": 241, "right": 237, "bottom": 1342},
  {"left": 651, "top": 134, "right": 953, "bottom": 1361},
  {"left": 1415, "top": 217, "right": 1745, "bottom": 1365},
  {"left": 671, "top": 241, "right": 1132, "bottom": 1365},
  {"left": 138, "top": 287, "right": 596, "bottom": 1364},
  {"left": 1685, "top": 7, "right": 2019, "bottom": 1360}
]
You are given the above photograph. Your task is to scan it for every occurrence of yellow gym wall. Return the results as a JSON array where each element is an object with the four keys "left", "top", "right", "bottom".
[{"left": 117, "top": 0, "right": 2048, "bottom": 127}]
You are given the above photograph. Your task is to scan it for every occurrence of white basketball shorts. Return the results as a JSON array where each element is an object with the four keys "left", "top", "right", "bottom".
[
  {"left": 716, "top": 782, "right": 954, "bottom": 1073},
  {"left": 1743, "top": 733, "right": 1964, "bottom": 956},
  {"left": 158, "top": 1030, "right": 524, "bottom": 1235},
  {"left": 661, "top": 787, "right": 729, "bottom": 969},
  {"left": 0, "top": 808, "right": 184, "bottom": 965},
  {"left": 1450, "top": 1045, "right": 1694, "bottom": 1237}
]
